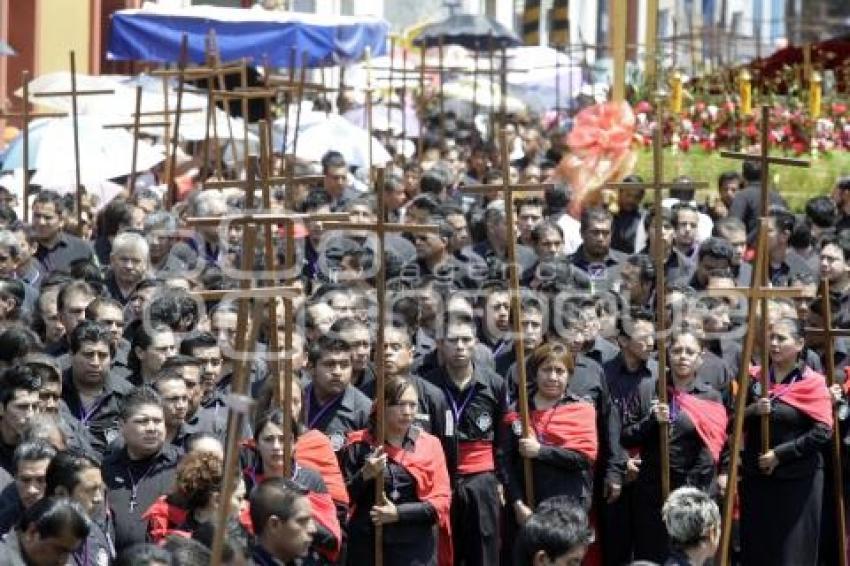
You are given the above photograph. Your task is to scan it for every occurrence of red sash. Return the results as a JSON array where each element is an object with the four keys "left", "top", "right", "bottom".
[
  {"left": 456, "top": 440, "right": 495, "bottom": 474},
  {"left": 143, "top": 496, "right": 191, "bottom": 543},
  {"left": 348, "top": 430, "right": 454, "bottom": 566},
  {"left": 751, "top": 366, "right": 834, "bottom": 427},
  {"left": 672, "top": 391, "right": 728, "bottom": 463},
  {"left": 505, "top": 401, "right": 599, "bottom": 463},
  {"left": 295, "top": 429, "right": 350, "bottom": 506}
]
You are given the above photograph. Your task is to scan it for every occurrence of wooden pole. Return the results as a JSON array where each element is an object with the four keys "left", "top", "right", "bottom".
[
  {"left": 365, "top": 47, "right": 373, "bottom": 185},
  {"left": 418, "top": 47, "right": 425, "bottom": 158},
  {"left": 167, "top": 35, "right": 188, "bottom": 209},
  {"left": 401, "top": 47, "right": 408, "bottom": 150},
  {"left": 69, "top": 51, "right": 83, "bottom": 227},
  {"left": 21, "top": 71, "right": 30, "bottom": 223},
  {"left": 374, "top": 167, "right": 387, "bottom": 566},
  {"left": 438, "top": 36, "right": 444, "bottom": 147},
  {"left": 611, "top": 0, "right": 627, "bottom": 102},
  {"left": 645, "top": 0, "right": 659, "bottom": 87},
  {"left": 128, "top": 85, "right": 142, "bottom": 194},
  {"left": 472, "top": 40, "right": 479, "bottom": 124},
  {"left": 388, "top": 35, "right": 395, "bottom": 142}
]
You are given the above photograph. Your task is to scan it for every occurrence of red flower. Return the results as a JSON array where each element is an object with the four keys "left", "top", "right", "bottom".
[
  {"left": 833, "top": 102, "right": 847, "bottom": 116},
  {"left": 723, "top": 101, "right": 736, "bottom": 113},
  {"left": 791, "top": 141, "right": 807, "bottom": 155},
  {"left": 679, "top": 138, "right": 691, "bottom": 151},
  {"left": 701, "top": 139, "right": 716, "bottom": 151},
  {"left": 635, "top": 100, "right": 653, "bottom": 114}
]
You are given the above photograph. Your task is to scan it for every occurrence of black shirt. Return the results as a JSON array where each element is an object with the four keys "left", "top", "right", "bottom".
[
  {"left": 567, "top": 245, "right": 626, "bottom": 293},
  {"left": 103, "top": 445, "right": 180, "bottom": 551},
  {"left": 304, "top": 385, "right": 371, "bottom": 452},
  {"left": 611, "top": 208, "right": 646, "bottom": 254},
  {"left": 728, "top": 184, "right": 789, "bottom": 245},
  {"left": 61, "top": 369, "right": 134, "bottom": 455}
]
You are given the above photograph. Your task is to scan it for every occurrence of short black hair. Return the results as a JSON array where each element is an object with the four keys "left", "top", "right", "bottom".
[
  {"left": 321, "top": 151, "right": 346, "bottom": 173},
  {"left": 119, "top": 386, "right": 163, "bottom": 421},
  {"left": 718, "top": 170, "right": 742, "bottom": 188},
  {"left": 697, "top": 237, "right": 734, "bottom": 263},
  {"left": 115, "top": 544, "right": 171, "bottom": 566},
  {"left": 32, "top": 191, "right": 66, "bottom": 215},
  {"left": 249, "top": 477, "right": 308, "bottom": 536},
  {"left": 514, "top": 497, "right": 593, "bottom": 566},
  {"left": 45, "top": 450, "right": 99, "bottom": 497},
  {"left": 161, "top": 354, "right": 202, "bottom": 371},
  {"left": 179, "top": 332, "right": 218, "bottom": 356},
  {"left": 742, "top": 160, "right": 761, "bottom": 182},
  {"left": 805, "top": 196, "right": 837, "bottom": 229},
  {"left": 18, "top": 496, "right": 90, "bottom": 540},
  {"left": 625, "top": 254, "right": 655, "bottom": 282},
  {"left": 580, "top": 206, "right": 612, "bottom": 232},
  {"left": 13, "top": 439, "right": 56, "bottom": 472},
  {"left": 307, "top": 334, "right": 351, "bottom": 366},
  {"left": 0, "top": 364, "right": 41, "bottom": 406},
  {"left": 68, "top": 320, "right": 112, "bottom": 355}
]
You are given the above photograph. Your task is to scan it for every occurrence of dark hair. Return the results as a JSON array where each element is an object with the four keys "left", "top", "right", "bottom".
[
  {"left": 0, "top": 278, "right": 25, "bottom": 313},
  {"left": 420, "top": 171, "right": 447, "bottom": 196},
  {"left": 821, "top": 232, "right": 850, "bottom": 262},
  {"left": 119, "top": 386, "right": 163, "bottom": 421},
  {"left": 805, "top": 196, "right": 837, "bottom": 228},
  {"left": 0, "top": 326, "right": 42, "bottom": 364},
  {"left": 617, "top": 307, "right": 655, "bottom": 338},
  {"left": 718, "top": 171, "right": 743, "bottom": 189},
  {"left": 69, "top": 320, "right": 112, "bottom": 355},
  {"left": 84, "top": 297, "right": 122, "bottom": 322},
  {"left": 580, "top": 206, "right": 612, "bottom": 232},
  {"left": 408, "top": 194, "right": 441, "bottom": 217},
  {"left": 301, "top": 188, "right": 333, "bottom": 213},
  {"left": 769, "top": 206, "right": 796, "bottom": 234},
  {"left": 0, "top": 364, "right": 42, "bottom": 406},
  {"left": 18, "top": 496, "right": 90, "bottom": 539},
  {"left": 625, "top": 254, "right": 655, "bottom": 282},
  {"left": 180, "top": 332, "right": 219, "bottom": 356},
  {"left": 368, "top": 375, "right": 416, "bottom": 432},
  {"left": 530, "top": 220, "right": 564, "bottom": 245},
  {"left": 57, "top": 280, "right": 95, "bottom": 314},
  {"left": 514, "top": 497, "right": 593, "bottom": 565},
  {"left": 742, "top": 160, "right": 761, "bottom": 182},
  {"left": 713, "top": 216, "right": 746, "bottom": 237},
  {"left": 161, "top": 354, "right": 202, "bottom": 371},
  {"left": 545, "top": 183, "right": 571, "bottom": 215},
  {"left": 13, "top": 439, "right": 56, "bottom": 473},
  {"left": 697, "top": 237, "right": 734, "bottom": 263},
  {"left": 126, "top": 320, "right": 174, "bottom": 372},
  {"left": 163, "top": 535, "right": 211, "bottom": 565},
  {"left": 253, "top": 408, "right": 300, "bottom": 443},
  {"left": 307, "top": 334, "right": 351, "bottom": 366},
  {"left": 97, "top": 199, "right": 133, "bottom": 239},
  {"left": 643, "top": 206, "right": 673, "bottom": 231},
  {"left": 670, "top": 176, "right": 696, "bottom": 201},
  {"left": 115, "top": 544, "right": 171, "bottom": 566},
  {"left": 45, "top": 450, "right": 99, "bottom": 497},
  {"left": 672, "top": 202, "right": 700, "bottom": 226},
  {"left": 249, "top": 477, "right": 308, "bottom": 535},
  {"left": 32, "top": 191, "right": 66, "bottom": 216},
  {"left": 147, "top": 291, "right": 200, "bottom": 332},
  {"left": 321, "top": 151, "right": 346, "bottom": 173}
]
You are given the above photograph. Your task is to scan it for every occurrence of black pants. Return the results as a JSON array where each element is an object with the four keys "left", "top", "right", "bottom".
[
  {"left": 601, "top": 482, "right": 638, "bottom": 566},
  {"left": 451, "top": 471, "right": 501, "bottom": 566}
]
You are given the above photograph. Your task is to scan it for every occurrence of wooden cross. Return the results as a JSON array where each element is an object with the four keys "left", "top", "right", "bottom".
[
  {"left": 459, "top": 128, "right": 554, "bottom": 506},
  {"left": 0, "top": 70, "right": 67, "bottom": 222},
  {"left": 705, "top": 219, "right": 816, "bottom": 566},
  {"left": 803, "top": 279, "right": 848, "bottom": 565},
  {"left": 610, "top": 0, "right": 628, "bottom": 102},
  {"left": 605, "top": 105, "right": 708, "bottom": 499},
  {"left": 26, "top": 51, "right": 114, "bottom": 226},
  {"left": 320, "top": 169, "right": 438, "bottom": 564}
]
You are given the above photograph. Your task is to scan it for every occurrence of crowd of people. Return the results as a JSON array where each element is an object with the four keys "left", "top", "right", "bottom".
[{"left": 0, "top": 83, "right": 845, "bottom": 566}]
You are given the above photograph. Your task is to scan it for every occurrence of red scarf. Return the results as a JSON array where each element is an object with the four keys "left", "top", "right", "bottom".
[
  {"left": 750, "top": 366, "right": 834, "bottom": 427},
  {"left": 505, "top": 401, "right": 599, "bottom": 463},
  {"left": 295, "top": 429, "right": 350, "bottom": 506},
  {"left": 347, "top": 429, "right": 453, "bottom": 566},
  {"left": 671, "top": 390, "right": 728, "bottom": 463}
]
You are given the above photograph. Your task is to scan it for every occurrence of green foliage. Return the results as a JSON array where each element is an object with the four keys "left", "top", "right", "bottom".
[{"left": 632, "top": 147, "right": 850, "bottom": 211}]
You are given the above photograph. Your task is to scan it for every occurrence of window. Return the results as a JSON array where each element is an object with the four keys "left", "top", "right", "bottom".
[{"left": 292, "top": 0, "right": 316, "bottom": 12}]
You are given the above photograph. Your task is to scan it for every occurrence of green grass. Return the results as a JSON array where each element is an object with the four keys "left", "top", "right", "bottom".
[{"left": 632, "top": 148, "right": 850, "bottom": 211}]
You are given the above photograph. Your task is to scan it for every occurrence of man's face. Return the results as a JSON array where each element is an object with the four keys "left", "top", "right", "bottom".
[
  {"left": 324, "top": 166, "right": 348, "bottom": 196},
  {"left": 518, "top": 205, "right": 544, "bottom": 242},
  {"left": 446, "top": 213, "right": 470, "bottom": 252},
  {"left": 137, "top": 331, "right": 177, "bottom": 378},
  {"left": 618, "top": 188, "right": 644, "bottom": 212},
  {"left": 674, "top": 210, "right": 700, "bottom": 249},
  {"left": 38, "top": 380, "right": 62, "bottom": 414},
  {"left": 620, "top": 263, "right": 646, "bottom": 302},
  {"left": 271, "top": 496, "right": 316, "bottom": 561},
  {"left": 439, "top": 323, "right": 477, "bottom": 370},
  {"left": 16, "top": 458, "right": 50, "bottom": 509},
  {"left": 485, "top": 291, "right": 511, "bottom": 336},
  {"left": 718, "top": 228, "right": 747, "bottom": 266},
  {"left": 306, "top": 303, "right": 335, "bottom": 338},
  {"left": 622, "top": 320, "right": 655, "bottom": 362},
  {"left": 110, "top": 247, "right": 148, "bottom": 287},
  {"left": 2, "top": 389, "right": 39, "bottom": 439},
  {"left": 311, "top": 351, "right": 352, "bottom": 398},
  {"left": 212, "top": 311, "right": 238, "bottom": 354},
  {"left": 383, "top": 328, "right": 413, "bottom": 376},
  {"left": 158, "top": 378, "right": 189, "bottom": 429},
  {"left": 60, "top": 292, "right": 94, "bottom": 337},
  {"left": 582, "top": 219, "right": 612, "bottom": 257},
  {"left": 821, "top": 243, "right": 849, "bottom": 283},
  {"left": 521, "top": 310, "right": 545, "bottom": 350},
  {"left": 535, "top": 228, "right": 563, "bottom": 261},
  {"left": 384, "top": 184, "right": 407, "bottom": 211},
  {"left": 339, "top": 327, "right": 370, "bottom": 373},
  {"left": 0, "top": 245, "right": 16, "bottom": 277},
  {"left": 191, "top": 346, "right": 224, "bottom": 395},
  {"left": 469, "top": 151, "right": 488, "bottom": 175},
  {"left": 175, "top": 365, "right": 203, "bottom": 414},
  {"left": 719, "top": 179, "right": 740, "bottom": 206},
  {"left": 31, "top": 202, "right": 62, "bottom": 243},
  {"left": 403, "top": 169, "right": 421, "bottom": 196},
  {"left": 697, "top": 255, "right": 731, "bottom": 285},
  {"left": 71, "top": 341, "right": 111, "bottom": 388},
  {"left": 70, "top": 466, "right": 105, "bottom": 517},
  {"left": 413, "top": 233, "right": 445, "bottom": 262},
  {"left": 121, "top": 404, "right": 166, "bottom": 457},
  {"left": 21, "top": 525, "right": 83, "bottom": 566},
  {"left": 39, "top": 293, "right": 65, "bottom": 345},
  {"left": 93, "top": 305, "right": 124, "bottom": 346}
]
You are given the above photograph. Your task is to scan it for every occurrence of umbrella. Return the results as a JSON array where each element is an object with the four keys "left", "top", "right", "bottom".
[
  {"left": 1, "top": 117, "right": 165, "bottom": 187},
  {"left": 505, "top": 47, "right": 584, "bottom": 113},
  {"left": 441, "top": 77, "right": 524, "bottom": 114},
  {"left": 343, "top": 104, "right": 420, "bottom": 137},
  {"left": 412, "top": 14, "right": 521, "bottom": 50},
  {"left": 272, "top": 110, "right": 392, "bottom": 169}
]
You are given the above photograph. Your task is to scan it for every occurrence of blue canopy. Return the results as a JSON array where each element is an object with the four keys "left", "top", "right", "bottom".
[{"left": 108, "top": 5, "right": 388, "bottom": 68}]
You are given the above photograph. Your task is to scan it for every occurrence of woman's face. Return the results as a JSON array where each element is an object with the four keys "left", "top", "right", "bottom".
[
  {"left": 769, "top": 321, "right": 803, "bottom": 367},
  {"left": 669, "top": 334, "right": 703, "bottom": 379},
  {"left": 535, "top": 357, "right": 569, "bottom": 400},
  {"left": 257, "top": 421, "right": 288, "bottom": 474},
  {"left": 386, "top": 385, "right": 418, "bottom": 436}
]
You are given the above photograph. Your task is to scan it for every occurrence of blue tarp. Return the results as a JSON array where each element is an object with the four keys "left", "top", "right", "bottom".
[{"left": 107, "top": 5, "right": 388, "bottom": 67}]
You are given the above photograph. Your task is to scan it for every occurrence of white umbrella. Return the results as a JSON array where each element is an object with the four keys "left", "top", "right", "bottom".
[
  {"left": 1, "top": 117, "right": 165, "bottom": 187},
  {"left": 272, "top": 110, "right": 391, "bottom": 169},
  {"left": 343, "top": 104, "right": 420, "bottom": 137},
  {"left": 441, "top": 77, "right": 525, "bottom": 114}
]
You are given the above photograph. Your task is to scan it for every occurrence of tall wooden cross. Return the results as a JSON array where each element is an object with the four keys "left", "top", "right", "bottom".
[
  {"left": 721, "top": 104, "right": 810, "bottom": 449},
  {"left": 459, "top": 128, "right": 554, "bottom": 506},
  {"left": 610, "top": 0, "right": 628, "bottom": 102},
  {"left": 0, "top": 70, "right": 67, "bottom": 222},
  {"left": 605, "top": 102, "right": 708, "bottom": 499},
  {"left": 27, "top": 51, "right": 114, "bottom": 226},
  {"left": 704, "top": 219, "right": 816, "bottom": 566},
  {"left": 803, "top": 279, "right": 849, "bottom": 565},
  {"left": 320, "top": 169, "right": 438, "bottom": 565}
]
